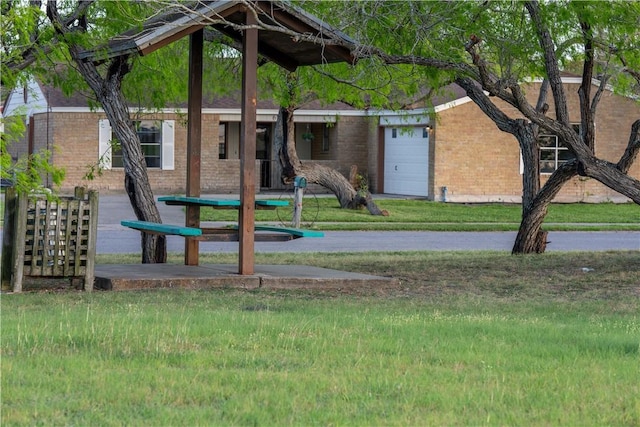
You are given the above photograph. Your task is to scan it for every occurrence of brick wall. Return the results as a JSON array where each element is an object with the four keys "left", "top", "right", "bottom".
[
  {"left": 432, "top": 81, "right": 640, "bottom": 202},
  {"left": 366, "top": 117, "right": 381, "bottom": 192},
  {"left": 334, "top": 116, "right": 370, "bottom": 180},
  {"left": 47, "top": 111, "right": 265, "bottom": 193},
  {"left": 433, "top": 101, "right": 522, "bottom": 202},
  {"left": 46, "top": 112, "right": 103, "bottom": 189},
  {"left": 50, "top": 112, "right": 186, "bottom": 192}
]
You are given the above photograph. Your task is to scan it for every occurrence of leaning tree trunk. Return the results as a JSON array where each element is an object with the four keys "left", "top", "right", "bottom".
[
  {"left": 94, "top": 63, "right": 166, "bottom": 263},
  {"left": 276, "top": 107, "right": 387, "bottom": 216},
  {"left": 511, "top": 80, "right": 558, "bottom": 254},
  {"left": 72, "top": 56, "right": 166, "bottom": 263},
  {"left": 50, "top": 6, "right": 167, "bottom": 262},
  {"left": 456, "top": 78, "right": 565, "bottom": 254},
  {"left": 514, "top": 121, "right": 640, "bottom": 254}
]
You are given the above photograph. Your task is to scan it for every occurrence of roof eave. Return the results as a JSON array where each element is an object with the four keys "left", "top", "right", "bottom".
[{"left": 77, "top": 0, "right": 355, "bottom": 69}]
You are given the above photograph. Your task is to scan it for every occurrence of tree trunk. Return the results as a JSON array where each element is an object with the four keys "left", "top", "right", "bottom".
[
  {"left": 456, "top": 77, "right": 558, "bottom": 254},
  {"left": 47, "top": 1, "right": 166, "bottom": 263},
  {"left": 513, "top": 163, "right": 577, "bottom": 253},
  {"left": 276, "top": 107, "right": 387, "bottom": 216},
  {"left": 578, "top": 157, "right": 640, "bottom": 203},
  {"left": 512, "top": 120, "right": 549, "bottom": 253},
  {"left": 513, "top": 120, "right": 640, "bottom": 253},
  {"left": 76, "top": 58, "right": 166, "bottom": 263}
]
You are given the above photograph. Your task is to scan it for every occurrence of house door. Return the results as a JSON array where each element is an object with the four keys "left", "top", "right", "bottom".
[{"left": 383, "top": 126, "right": 429, "bottom": 197}]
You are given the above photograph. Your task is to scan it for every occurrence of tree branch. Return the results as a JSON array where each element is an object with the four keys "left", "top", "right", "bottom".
[
  {"left": 2, "top": 0, "right": 92, "bottom": 83},
  {"left": 617, "top": 120, "right": 640, "bottom": 173},
  {"left": 455, "top": 77, "right": 517, "bottom": 134},
  {"left": 619, "top": 53, "right": 640, "bottom": 87},
  {"left": 525, "top": 0, "right": 570, "bottom": 125},
  {"left": 363, "top": 51, "right": 478, "bottom": 77},
  {"left": 578, "top": 16, "right": 595, "bottom": 150}
]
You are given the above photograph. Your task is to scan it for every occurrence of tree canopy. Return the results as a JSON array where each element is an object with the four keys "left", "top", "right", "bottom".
[
  {"left": 292, "top": 0, "right": 640, "bottom": 252},
  {"left": 3, "top": 1, "right": 639, "bottom": 253},
  {"left": 297, "top": 1, "right": 639, "bottom": 101}
]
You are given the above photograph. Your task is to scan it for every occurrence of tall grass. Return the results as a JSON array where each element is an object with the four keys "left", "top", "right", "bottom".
[{"left": 3, "top": 251, "right": 639, "bottom": 426}]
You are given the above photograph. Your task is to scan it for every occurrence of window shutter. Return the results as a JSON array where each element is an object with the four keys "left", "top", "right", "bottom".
[
  {"left": 519, "top": 150, "right": 524, "bottom": 175},
  {"left": 162, "top": 120, "right": 175, "bottom": 170},
  {"left": 98, "top": 119, "right": 112, "bottom": 169}
]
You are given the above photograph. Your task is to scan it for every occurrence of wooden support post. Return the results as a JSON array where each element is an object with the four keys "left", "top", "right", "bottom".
[
  {"left": 185, "top": 29, "right": 204, "bottom": 266},
  {"left": 239, "top": 10, "right": 258, "bottom": 275}
]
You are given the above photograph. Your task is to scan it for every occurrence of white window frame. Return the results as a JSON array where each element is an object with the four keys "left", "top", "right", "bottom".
[
  {"left": 98, "top": 119, "right": 174, "bottom": 170},
  {"left": 539, "top": 134, "right": 568, "bottom": 174},
  {"left": 519, "top": 124, "right": 581, "bottom": 175}
]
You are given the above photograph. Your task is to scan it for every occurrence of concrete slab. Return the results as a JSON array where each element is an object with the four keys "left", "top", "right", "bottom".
[{"left": 94, "top": 264, "right": 400, "bottom": 292}]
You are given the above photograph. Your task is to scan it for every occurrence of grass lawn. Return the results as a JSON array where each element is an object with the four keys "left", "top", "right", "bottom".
[
  {"left": 201, "top": 197, "right": 640, "bottom": 231},
  {"left": 2, "top": 251, "right": 639, "bottom": 426}
]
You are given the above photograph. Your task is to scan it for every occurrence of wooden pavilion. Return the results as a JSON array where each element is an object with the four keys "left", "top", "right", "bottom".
[{"left": 79, "top": 1, "right": 356, "bottom": 275}]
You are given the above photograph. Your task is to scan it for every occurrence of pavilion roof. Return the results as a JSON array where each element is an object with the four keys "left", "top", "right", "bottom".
[{"left": 78, "top": 0, "right": 356, "bottom": 71}]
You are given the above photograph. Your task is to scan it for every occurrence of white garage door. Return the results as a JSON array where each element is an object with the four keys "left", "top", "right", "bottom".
[{"left": 384, "top": 126, "right": 429, "bottom": 196}]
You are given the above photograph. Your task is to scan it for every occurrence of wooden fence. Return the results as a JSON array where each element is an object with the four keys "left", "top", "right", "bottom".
[{"left": 1, "top": 187, "right": 98, "bottom": 292}]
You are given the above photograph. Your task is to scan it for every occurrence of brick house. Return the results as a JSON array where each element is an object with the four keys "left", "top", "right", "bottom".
[
  {"left": 2, "top": 78, "right": 372, "bottom": 194},
  {"left": 377, "top": 77, "right": 640, "bottom": 202},
  {"left": 3, "top": 76, "right": 639, "bottom": 202}
]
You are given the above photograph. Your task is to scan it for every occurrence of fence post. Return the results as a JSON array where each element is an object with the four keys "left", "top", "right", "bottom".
[
  {"left": 1, "top": 188, "right": 18, "bottom": 291},
  {"left": 84, "top": 189, "right": 99, "bottom": 291}
]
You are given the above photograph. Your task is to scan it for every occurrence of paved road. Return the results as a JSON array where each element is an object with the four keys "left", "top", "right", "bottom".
[{"left": 96, "top": 194, "right": 640, "bottom": 254}]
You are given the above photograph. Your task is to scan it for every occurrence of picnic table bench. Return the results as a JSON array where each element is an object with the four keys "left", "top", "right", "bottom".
[
  {"left": 120, "top": 220, "right": 202, "bottom": 237},
  {"left": 121, "top": 196, "right": 323, "bottom": 242}
]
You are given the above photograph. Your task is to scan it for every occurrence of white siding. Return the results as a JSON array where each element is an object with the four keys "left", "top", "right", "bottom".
[{"left": 3, "top": 79, "right": 48, "bottom": 117}]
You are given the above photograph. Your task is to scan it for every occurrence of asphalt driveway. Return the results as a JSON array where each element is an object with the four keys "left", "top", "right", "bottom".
[{"left": 97, "top": 194, "right": 640, "bottom": 254}]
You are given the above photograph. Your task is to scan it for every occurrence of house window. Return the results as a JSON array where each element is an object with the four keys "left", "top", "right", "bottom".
[
  {"left": 539, "top": 134, "right": 571, "bottom": 173},
  {"left": 98, "top": 119, "right": 174, "bottom": 170},
  {"left": 219, "top": 123, "right": 227, "bottom": 159},
  {"left": 538, "top": 124, "right": 579, "bottom": 174},
  {"left": 392, "top": 128, "right": 397, "bottom": 138},
  {"left": 112, "top": 120, "right": 162, "bottom": 168}
]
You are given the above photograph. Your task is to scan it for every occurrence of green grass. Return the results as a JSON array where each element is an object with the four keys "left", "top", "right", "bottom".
[
  {"left": 3, "top": 251, "right": 640, "bottom": 426},
  {"left": 201, "top": 197, "right": 640, "bottom": 231}
]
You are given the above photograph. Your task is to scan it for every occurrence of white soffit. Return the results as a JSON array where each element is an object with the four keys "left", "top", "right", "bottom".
[
  {"left": 45, "top": 107, "right": 350, "bottom": 122},
  {"left": 378, "top": 110, "right": 431, "bottom": 126}
]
